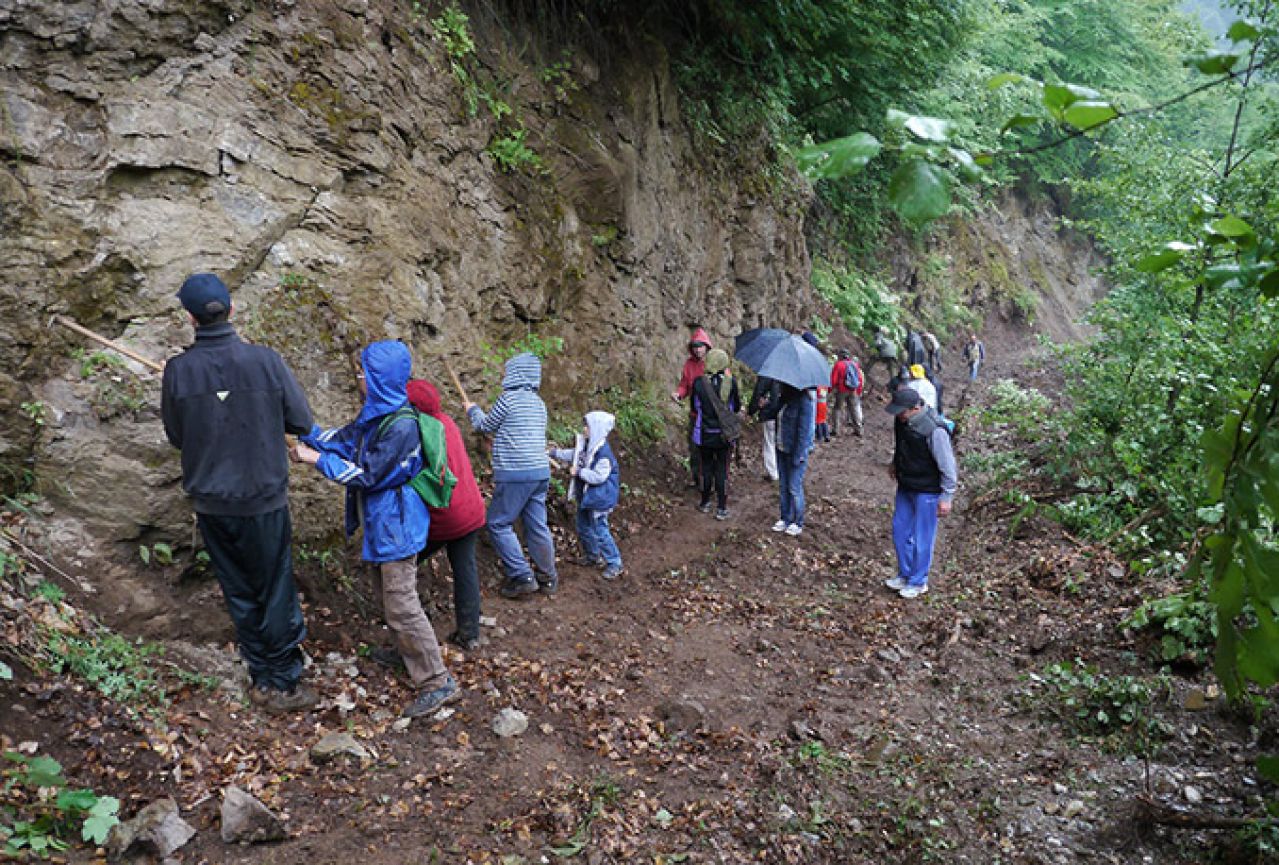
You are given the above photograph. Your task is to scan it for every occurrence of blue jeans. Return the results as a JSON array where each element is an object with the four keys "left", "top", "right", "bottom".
[
  {"left": 486, "top": 479, "right": 557, "bottom": 583},
  {"left": 892, "top": 489, "right": 941, "bottom": 587},
  {"left": 575, "top": 508, "right": 622, "bottom": 568},
  {"left": 968, "top": 360, "right": 981, "bottom": 381},
  {"left": 776, "top": 453, "right": 809, "bottom": 526}
]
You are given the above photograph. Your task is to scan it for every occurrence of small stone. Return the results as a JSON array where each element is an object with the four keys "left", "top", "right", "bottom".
[
  {"left": 777, "top": 804, "right": 797, "bottom": 823},
  {"left": 656, "top": 698, "right": 707, "bottom": 733},
  {"left": 106, "top": 798, "right": 195, "bottom": 858},
  {"left": 392, "top": 718, "right": 412, "bottom": 732},
  {"left": 480, "top": 615, "right": 498, "bottom": 627},
  {"left": 1184, "top": 785, "right": 1203, "bottom": 804},
  {"left": 876, "top": 648, "right": 901, "bottom": 664},
  {"left": 1183, "top": 689, "right": 1208, "bottom": 711},
  {"left": 1052, "top": 782, "right": 1068, "bottom": 795},
  {"left": 1062, "top": 800, "right": 1086, "bottom": 819},
  {"left": 492, "top": 708, "right": 529, "bottom": 738},
  {"left": 1043, "top": 801, "right": 1060, "bottom": 815},
  {"left": 310, "top": 732, "right": 371, "bottom": 764},
  {"left": 220, "top": 786, "right": 286, "bottom": 844}
]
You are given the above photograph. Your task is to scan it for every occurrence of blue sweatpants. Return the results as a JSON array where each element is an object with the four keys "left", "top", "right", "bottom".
[
  {"left": 486, "top": 479, "right": 557, "bottom": 584},
  {"left": 575, "top": 508, "right": 622, "bottom": 568},
  {"left": 892, "top": 489, "right": 941, "bottom": 588}
]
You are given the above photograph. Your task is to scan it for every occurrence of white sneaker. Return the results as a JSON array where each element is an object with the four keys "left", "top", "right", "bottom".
[
  {"left": 884, "top": 577, "right": 906, "bottom": 591},
  {"left": 899, "top": 584, "right": 929, "bottom": 599},
  {"left": 784, "top": 523, "right": 803, "bottom": 537},
  {"left": 771, "top": 520, "right": 787, "bottom": 532}
]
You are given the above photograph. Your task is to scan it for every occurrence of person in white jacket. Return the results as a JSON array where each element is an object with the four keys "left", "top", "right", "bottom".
[{"left": 905, "top": 364, "right": 937, "bottom": 411}]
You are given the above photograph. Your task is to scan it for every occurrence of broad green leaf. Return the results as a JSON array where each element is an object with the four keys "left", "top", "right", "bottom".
[
  {"left": 0, "top": 660, "right": 10, "bottom": 680},
  {"left": 900, "top": 142, "right": 940, "bottom": 160},
  {"left": 887, "top": 109, "right": 952, "bottom": 142},
  {"left": 57, "top": 789, "right": 99, "bottom": 812},
  {"left": 82, "top": 811, "right": 120, "bottom": 846},
  {"left": 888, "top": 160, "right": 950, "bottom": 223},
  {"left": 1189, "top": 51, "right": 1240, "bottom": 75},
  {"left": 1237, "top": 605, "right": 1279, "bottom": 687},
  {"left": 1258, "top": 755, "right": 1279, "bottom": 785},
  {"left": 1227, "top": 20, "right": 1260, "bottom": 43},
  {"left": 1000, "top": 113, "right": 1041, "bottom": 134},
  {"left": 986, "top": 72, "right": 1026, "bottom": 89},
  {"left": 1042, "top": 83, "right": 1102, "bottom": 115},
  {"left": 793, "top": 133, "right": 882, "bottom": 181},
  {"left": 1062, "top": 101, "right": 1118, "bottom": 130},
  {"left": 1210, "top": 558, "right": 1246, "bottom": 620},
  {"left": 973, "top": 152, "right": 995, "bottom": 166},
  {"left": 1209, "top": 215, "right": 1255, "bottom": 238},
  {"left": 1240, "top": 534, "right": 1279, "bottom": 599},
  {"left": 24, "top": 755, "right": 65, "bottom": 788},
  {"left": 1135, "top": 241, "right": 1194, "bottom": 273}
]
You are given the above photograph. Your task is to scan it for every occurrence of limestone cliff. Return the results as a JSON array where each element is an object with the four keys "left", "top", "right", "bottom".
[{"left": 0, "top": 0, "right": 814, "bottom": 548}]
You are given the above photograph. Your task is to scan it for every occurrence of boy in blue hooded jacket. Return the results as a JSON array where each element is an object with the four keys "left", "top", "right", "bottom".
[
  {"left": 292, "top": 341, "right": 459, "bottom": 718},
  {"left": 549, "top": 411, "right": 623, "bottom": 580},
  {"left": 465, "top": 352, "right": 559, "bottom": 598}
]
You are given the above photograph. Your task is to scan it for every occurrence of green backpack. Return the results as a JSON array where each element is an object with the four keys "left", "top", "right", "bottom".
[{"left": 376, "top": 407, "right": 458, "bottom": 508}]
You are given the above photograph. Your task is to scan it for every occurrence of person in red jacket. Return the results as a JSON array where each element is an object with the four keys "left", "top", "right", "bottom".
[
  {"left": 670, "top": 326, "right": 712, "bottom": 488},
  {"left": 407, "top": 380, "right": 487, "bottom": 651},
  {"left": 830, "top": 349, "right": 864, "bottom": 437}
]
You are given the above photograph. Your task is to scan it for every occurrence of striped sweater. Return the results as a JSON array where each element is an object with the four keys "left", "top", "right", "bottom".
[{"left": 466, "top": 352, "right": 550, "bottom": 483}]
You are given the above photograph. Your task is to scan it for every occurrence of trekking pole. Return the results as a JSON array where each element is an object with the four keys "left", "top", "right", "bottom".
[
  {"left": 443, "top": 358, "right": 471, "bottom": 405},
  {"left": 52, "top": 315, "right": 164, "bottom": 373}
]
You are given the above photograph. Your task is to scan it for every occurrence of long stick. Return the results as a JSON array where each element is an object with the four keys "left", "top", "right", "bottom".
[
  {"left": 443, "top": 358, "right": 470, "bottom": 405},
  {"left": 54, "top": 315, "right": 164, "bottom": 373}
]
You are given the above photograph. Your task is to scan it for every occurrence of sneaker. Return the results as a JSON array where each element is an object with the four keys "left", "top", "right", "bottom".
[
  {"left": 715, "top": 508, "right": 730, "bottom": 521},
  {"left": 601, "top": 564, "right": 624, "bottom": 581},
  {"left": 697, "top": 501, "right": 713, "bottom": 514},
  {"left": 259, "top": 683, "right": 319, "bottom": 715},
  {"left": 537, "top": 572, "right": 559, "bottom": 596},
  {"left": 899, "top": 584, "right": 929, "bottom": 599},
  {"left": 884, "top": 576, "right": 907, "bottom": 592},
  {"left": 771, "top": 520, "right": 788, "bottom": 533},
  {"left": 369, "top": 646, "right": 406, "bottom": 670},
  {"left": 402, "top": 675, "right": 460, "bottom": 718},
  {"left": 784, "top": 523, "right": 803, "bottom": 537},
  {"left": 499, "top": 578, "right": 538, "bottom": 599},
  {"left": 447, "top": 631, "right": 482, "bottom": 652}
]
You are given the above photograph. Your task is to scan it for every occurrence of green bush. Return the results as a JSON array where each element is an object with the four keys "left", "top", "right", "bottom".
[
  {"left": 606, "top": 386, "right": 667, "bottom": 446},
  {"left": 1, "top": 753, "right": 119, "bottom": 858},
  {"left": 1125, "top": 588, "right": 1218, "bottom": 667},
  {"left": 810, "top": 259, "right": 900, "bottom": 341},
  {"left": 1034, "top": 659, "right": 1170, "bottom": 751}
]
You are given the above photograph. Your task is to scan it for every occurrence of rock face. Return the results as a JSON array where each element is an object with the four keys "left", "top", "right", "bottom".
[{"left": 0, "top": 0, "right": 814, "bottom": 556}]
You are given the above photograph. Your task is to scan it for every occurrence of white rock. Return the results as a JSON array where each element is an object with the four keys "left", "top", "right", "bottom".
[
  {"left": 492, "top": 707, "right": 529, "bottom": 738},
  {"left": 1184, "top": 785, "right": 1203, "bottom": 804}
]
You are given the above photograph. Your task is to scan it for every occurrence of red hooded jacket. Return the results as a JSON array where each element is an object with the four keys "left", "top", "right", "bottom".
[
  {"left": 675, "top": 327, "right": 713, "bottom": 401},
  {"left": 406, "top": 380, "right": 486, "bottom": 542}
]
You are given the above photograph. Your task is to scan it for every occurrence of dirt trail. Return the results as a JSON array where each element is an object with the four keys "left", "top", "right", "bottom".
[{"left": 4, "top": 328, "right": 1255, "bottom": 864}]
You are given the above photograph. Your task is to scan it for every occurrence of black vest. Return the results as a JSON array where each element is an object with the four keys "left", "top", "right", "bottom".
[{"left": 893, "top": 412, "right": 942, "bottom": 493}]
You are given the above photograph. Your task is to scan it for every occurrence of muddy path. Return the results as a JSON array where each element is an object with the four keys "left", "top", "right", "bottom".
[{"left": 3, "top": 333, "right": 1265, "bottom": 864}]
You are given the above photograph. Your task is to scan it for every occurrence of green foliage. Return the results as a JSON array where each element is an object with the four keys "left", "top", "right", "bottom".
[
  {"left": 69, "top": 347, "right": 148, "bottom": 419},
  {"left": 606, "top": 385, "right": 667, "bottom": 446},
  {"left": 137, "top": 542, "right": 173, "bottom": 567},
  {"left": 32, "top": 581, "right": 63, "bottom": 605},
  {"left": 486, "top": 126, "right": 543, "bottom": 174},
  {"left": 1125, "top": 586, "right": 1218, "bottom": 667},
  {"left": 809, "top": 260, "right": 900, "bottom": 340},
  {"left": 2, "top": 752, "right": 120, "bottom": 858},
  {"left": 42, "top": 630, "right": 166, "bottom": 709},
  {"left": 19, "top": 402, "right": 45, "bottom": 428},
  {"left": 1034, "top": 659, "right": 1170, "bottom": 750},
  {"left": 978, "top": 380, "right": 1051, "bottom": 438}
]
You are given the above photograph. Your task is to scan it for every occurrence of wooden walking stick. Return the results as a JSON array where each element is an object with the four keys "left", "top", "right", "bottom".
[
  {"left": 53, "top": 315, "right": 164, "bottom": 373},
  {"left": 443, "top": 358, "right": 471, "bottom": 405}
]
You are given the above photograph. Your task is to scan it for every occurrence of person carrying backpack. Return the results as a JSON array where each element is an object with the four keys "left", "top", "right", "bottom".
[
  {"left": 829, "top": 349, "right": 863, "bottom": 437},
  {"left": 924, "top": 331, "right": 942, "bottom": 373},
  {"left": 406, "top": 379, "right": 486, "bottom": 652},
  {"left": 670, "top": 326, "right": 713, "bottom": 489},
  {"left": 963, "top": 333, "right": 986, "bottom": 382},
  {"left": 293, "top": 340, "right": 459, "bottom": 718},
  {"left": 691, "top": 348, "right": 741, "bottom": 520},
  {"left": 905, "top": 330, "right": 929, "bottom": 371}
]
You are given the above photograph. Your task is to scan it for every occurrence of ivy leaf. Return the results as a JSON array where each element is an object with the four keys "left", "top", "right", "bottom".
[
  {"left": 888, "top": 160, "right": 950, "bottom": 223},
  {"left": 24, "top": 755, "right": 66, "bottom": 788},
  {"left": 793, "top": 133, "right": 882, "bottom": 180},
  {"left": 1189, "top": 51, "right": 1240, "bottom": 75},
  {"left": 1227, "top": 20, "right": 1260, "bottom": 43},
  {"left": 1135, "top": 241, "right": 1195, "bottom": 273},
  {"left": 1062, "top": 101, "right": 1118, "bottom": 130}
]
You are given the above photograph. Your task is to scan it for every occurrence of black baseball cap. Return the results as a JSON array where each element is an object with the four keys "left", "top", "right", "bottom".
[
  {"left": 885, "top": 388, "right": 923, "bottom": 415},
  {"left": 176, "top": 273, "right": 231, "bottom": 317}
]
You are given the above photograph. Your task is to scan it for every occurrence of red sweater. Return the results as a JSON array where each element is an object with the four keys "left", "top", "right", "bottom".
[
  {"left": 407, "top": 381, "right": 486, "bottom": 542},
  {"left": 674, "top": 327, "right": 713, "bottom": 400}
]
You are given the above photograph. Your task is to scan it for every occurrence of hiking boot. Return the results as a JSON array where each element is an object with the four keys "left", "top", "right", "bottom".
[
  {"left": 697, "top": 501, "right": 713, "bottom": 514},
  {"left": 499, "top": 578, "right": 538, "bottom": 599},
  {"left": 899, "top": 584, "right": 929, "bottom": 599},
  {"left": 884, "top": 576, "right": 907, "bottom": 592},
  {"left": 537, "top": 572, "right": 559, "bottom": 596},
  {"left": 447, "top": 631, "right": 483, "bottom": 652},
  {"left": 715, "top": 508, "right": 730, "bottom": 521},
  {"left": 369, "top": 646, "right": 406, "bottom": 670},
  {"left": 784, "top": 523, "right": 803, "bottom": 537},
  {"left": 402, "top": 676, "right": 460, "bottom": 718},
  {"left": 259, "top": 683, "right": 319, "bottom": 715},
  {"left": 601, "top": 564, "right": 624, "bottom": 581}
]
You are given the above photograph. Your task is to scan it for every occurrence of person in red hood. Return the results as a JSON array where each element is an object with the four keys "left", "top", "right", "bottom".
[
  {"left": 407, "top": 379, "right": 486, "bottom": 651},
  {"left": 670, "top": 326, "right": 712, "bottom": 488}
]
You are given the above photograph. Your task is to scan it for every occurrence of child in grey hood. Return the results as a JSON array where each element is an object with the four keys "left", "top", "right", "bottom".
[{"left": 549, "top": 411, "right": 624, "bottom": 580}]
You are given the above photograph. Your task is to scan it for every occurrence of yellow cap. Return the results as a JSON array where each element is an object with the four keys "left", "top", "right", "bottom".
[{"left": 909, "top": 364, "right": 927, "bottom": 379}]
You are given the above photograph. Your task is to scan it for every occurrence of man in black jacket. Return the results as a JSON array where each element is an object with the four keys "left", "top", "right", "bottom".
[
  {"left": 161, "top": 273, "right": 317, "bottom": 713},
  {"left": 747, "top": 374, "right": 781, "bottom": 482}
]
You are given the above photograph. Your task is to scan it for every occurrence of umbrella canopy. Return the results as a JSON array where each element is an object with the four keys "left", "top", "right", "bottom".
[{"left": 734, "top": 328, "right": 831, "bottom": 390}]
